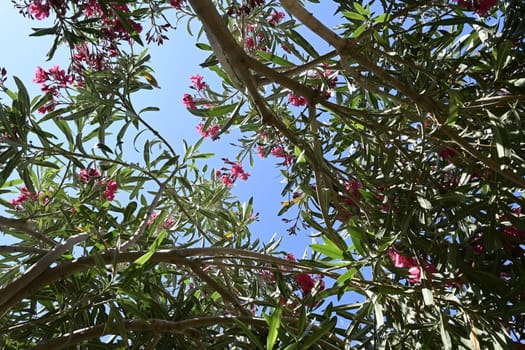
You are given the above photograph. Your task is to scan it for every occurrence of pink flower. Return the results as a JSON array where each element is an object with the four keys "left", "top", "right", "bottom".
[
  {"left": 457, "top": 0, "right": 497, "bottom": 16},
  {"left": 147, "top": 212, "right": 158, "bottom": 226},
  {"left": 389, "top": 248, "right": 418, "bottom": 269},
  {"left": 163, "top": 217, "right": 175, "bottom": 229},
  {"left": 196, "top": 123, "right": 221, "bottom": 140},
  {"left": 343, "top": 178, "right": 362, "bottom": 208},
  {"left": 388, "top": 248, "right": 436, "bottom": 284},
  {"left": 47, "top": 65, "right": 72, "bottom": 87},
  {"left": 281, "top": 44, "right": 292, "bottom": 54},
  {"left": 182, "top": 93, "right": 196, "bottom": 109},
  {"left": 288, "top": 93, "right": 307, "bottom": 107},
  {"left": 190, "top": 74, "right": 207, "bottom": 91},
  {"left": 10, "top": 186, "right": 38, "bottom": 208},
  {"left": 79, "top": 168, "right": 101, "bottom": 183},
  {"left": 170, "top": 0, "right": 185, "bottom": 9},
  {"left": 33, "top": 67, "right": 49, "bottom": 84},
  {"left": 294, "top": 273, "right": 315, "bottom": 294},
  {"left": 245, "top": 37, "right": 255, "bottom": 50},
  {"left": 503, "top": 225, "right": 525, "bottom": 241},
  {"left": 29, "top": 0, "right": 50, "bottom": 20},
  {"left": 285, "top": 252, "right": 296, "bottom": 262},
  {"left": 83, "top": 0, "right": 101, "bottom": 17},
  {"left": 37, "top": 100, "right": 57, "bottom": 114},
  {"left": 104, "top": 180, "right": 118, "bottom": 201},
  {"left": 231, "top": 163, "right": 245, "bottom": 177},
  {"left": 270, "top": 146, "right": 293, "bottom": 165},
  {"left": 221, "top": 175, "right": 234, "bottom": 187},
  {"left": 439, "top": 147, "right": 457, "bottom": 162},
  {"left": 216, "top": 160, "right": 250, "bottom": 187},
  {"left": 475, "top": 0, "right": 497, "bottom": 16},
  {"left": 270, "top": 146, "right": 285, "bottom": 158},
  {"left": 257, "top": 145, "right": 267, "bottom": 158},
  {"left": 267, "top": 11, "right": 285, "bottom": 25}
]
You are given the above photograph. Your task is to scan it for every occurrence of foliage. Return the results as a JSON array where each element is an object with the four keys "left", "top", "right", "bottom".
[{"left": 0, "top": 0, "right": 524, "bottom": 349}]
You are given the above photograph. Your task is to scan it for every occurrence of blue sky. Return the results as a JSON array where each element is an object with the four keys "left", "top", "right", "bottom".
[{"left": 0, "top": 2, "right": 340, "bottom": 257}]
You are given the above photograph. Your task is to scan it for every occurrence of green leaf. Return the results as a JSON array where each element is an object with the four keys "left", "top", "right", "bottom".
[
  {"left": 374, "top": 13, "right": 391, "bottom": 23},
  {"left": 13, "top": 76, "right": 30, "bottom": 119},
  {"left": 257, "top": 51, "right": 294, "bottom": 67},
  {"left": 288, "top": 29, "right": 319, "bottom": 58},
  {"left": 187, "top": 103, "right": 238, "bottom": 118},
  {"left": 353, "top": 2, "right": 369, "bottom": 16},
  {"left": 417, "top": 196, "right": 432, "bottom": 210},
  {"left": 0, "top": 151, "right": 21, "bottom": 187},
  {"left": 347, "top": 226, "right": 366, "bottom": 255},
  {"left": 439, "top": 312, "right": 452, "bottom": 350},
  {"left": 233, "top": 319, "right": 265, "bottom": 350},
  {"left": 196, "top": 42, "right": 212, "bottom": 50},
  {"left": 493, "top": 40, "right": 513, "bottom": 81},
  {"left": 30, "top": 26, "right": 58, "bottom": 37},
  {"left": 336, "top": 268, "right": 358, "bottom": 286},
  {"left": 311, "top": 237, "right": 343, "bottom": 259},
  {"left": 215, "top": 98, "right": 244, "bottom": 136},
  {"left": 343, "top": 11, "right": 365, "bottom": 21},
  {"left": 264, "top": 304, "right": 282, "bottom": 350},
  {"left": 133, "top": 231, "right": 167, "bottom": 266},
  {"left": 300, "top": 317, "right": 336, "bottom": 348}
]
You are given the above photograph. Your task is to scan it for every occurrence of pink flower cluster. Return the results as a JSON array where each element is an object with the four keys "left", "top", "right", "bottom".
[
  {"left": 77, "top": 168, "right": 118, "bottom": 201},
  {"left": 457, "top": 0, "right": 498, "bottom": 16},
  {"left": 10, "top": 186, "right": 38, "bottom": 208},
  {"left": 285, "top": 253, "right": 325, "bottom": 295},
  {"left": 190, "top": 74, "right": 207, "bottom": 91},
  {"left": 287, "top": 67, "right": 339, "bottom": 107},
  {"left": 288, "top": 93, "right": 307, "bottom": 107},
  {"left": 267, "top": 11, "right": 286, "bottom": 26},
  {"left": 257, "top": 131, "right": 294, "bottom": 165},
  {"left": 196, "top": 122, "right": 221, "bottom": 140},
  {"left": 182, "top": 93, "right": 196, "bottom": 109},
  {"left": 29, "top": 0, "right": 50, "bottom": 20},
  {"left": 270, "top": 146, "right": 293, "bottom": 165},
  {"left": 244, "top": 23, "right": 267, "bottom": 51},
  {"left": 389, "top": 248, "right": 436, "bottom": 284},
  {"left": 103, "top": 180, "right": 118, "bottom": 201},
  {"left": 146, "top": 211, "right": 175, "bottom": 229},
  {"left": 79, "top": 168, "right": 101, "bottom": 183},
  {"left": 90, "top": 3, "right": 143, "bottom": 42},
  {"left": 183, "top": 74, "right": 209, "bottom": 109},
  {"left": 71, "top": 41, "right": 118, "bottom": 73},
  {"left": 33, "top": 65, "right": 74, "bottom": 113},
  {"left": 216, "top": 159, "right": 250, "bottom": 187},
  {"left": 67, "top": 2, "right": 144, "bottom": 73},
  {"left": 170, "top": 0, "right": 186, "bottom": 9},
  {"left": 337, "top": 178, "right": 363, "bottom": 221}
]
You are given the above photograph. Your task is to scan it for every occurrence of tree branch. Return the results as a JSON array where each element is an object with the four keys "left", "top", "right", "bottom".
[
  {"left": 0, "top": 247, "right": 350, "bottom": 316},
  {"left": 28, "top": 315, "right": 344, "bottom": 350},
  {"left": 0, "top": 232, "right": 90, "bottom": 316},
  {"left": 0, "top": 215, "right": 56, "bottom": 246},
  {"left": 0, "top": 244, "right": 48, "bottom": 254}
]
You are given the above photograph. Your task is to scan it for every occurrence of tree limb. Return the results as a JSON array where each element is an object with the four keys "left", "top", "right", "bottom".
[
  {"left": 0, "top": 215, "right": 56, "bottom": 246},
  {"left": 0, "top": 232, "right": 90, "bottom": 317}
]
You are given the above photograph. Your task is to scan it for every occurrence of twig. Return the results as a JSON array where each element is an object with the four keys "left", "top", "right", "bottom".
[{"left": 120, "top": 178, "right": 170, "bottom": 251}]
